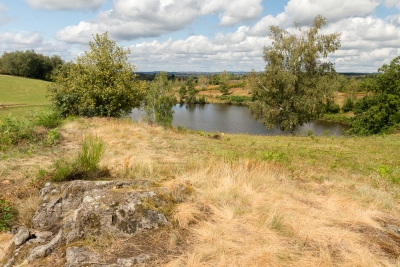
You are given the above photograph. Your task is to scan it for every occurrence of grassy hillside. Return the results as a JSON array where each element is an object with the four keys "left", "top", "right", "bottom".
[
  {"left": 1, "top": 117, "right": 400, "bottom": 266},
  {"left": 0, "top": 75, "right": 50, "bottom": 117}
]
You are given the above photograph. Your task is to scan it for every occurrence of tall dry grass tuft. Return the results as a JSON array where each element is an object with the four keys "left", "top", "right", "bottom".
[
  {"left": 15, "top": 194, "right": 40, "bottom": 228},
  {"left": 173, "top": 203, "right": 203, "bottom": 228}
]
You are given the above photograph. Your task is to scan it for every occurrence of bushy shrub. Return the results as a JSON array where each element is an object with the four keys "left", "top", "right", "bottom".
[
  {"left": 349, "top": 56, "right": 400, "bottom": 135},
  {"left": 48, "top": 33, "right": 146, "bottom": 118},
  {"left": 342, "top": 98, "right": 355, "bottom": 113},
  {"left": 325, "top": 101, "right": 340, "bottom": 114},
  {"left": 0, "top": 115, "right": 35, "bottom": 148}
]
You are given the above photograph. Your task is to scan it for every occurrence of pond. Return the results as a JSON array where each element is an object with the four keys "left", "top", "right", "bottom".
[{"left": 130, "top": 104, "right": 350, "bottom": 136}]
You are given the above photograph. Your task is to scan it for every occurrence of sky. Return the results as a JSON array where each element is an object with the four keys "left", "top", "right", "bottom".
[{"left": 0, "top": 0, "right": 399, "bottom": 72}]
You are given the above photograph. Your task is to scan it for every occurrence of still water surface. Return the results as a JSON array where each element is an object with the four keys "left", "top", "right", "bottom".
[{"left": 130, "top": 104, "right": 350, "bottom": 136}]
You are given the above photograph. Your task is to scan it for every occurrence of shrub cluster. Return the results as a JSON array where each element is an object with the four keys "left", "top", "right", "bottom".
[{"left": 0, "top": 111, "right": 62, "bottom": 150}]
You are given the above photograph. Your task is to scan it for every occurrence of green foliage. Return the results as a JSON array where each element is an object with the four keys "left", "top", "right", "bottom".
[
  {"left": 52, "top": 158, "right": 74, "bottom": 182},
  {"left": 51, "top": 135, "right": 107, "bottom": 182},
  {"left": 219, "top": 70, "right": 230, "bottom": 95},
  {"left": 196, "top": 95, "right": 207, "bottom": 104},
  {"left": 77, "top": 136, "right": 106, "bottom": 171},
  {"left": 325, "top": 100, "right": 340, "bottom": 114},
  {"left": 0, "top": 198, "right": 14, "bottom": 232},
  {"left": 35, "top": 110, "right": 62, "bottom": 128},
  {"left": 0, "top": 49, "right": 64, "bottom": 81},
  {"left": 0, "top": 110, "right": 62, "bottom": 150},
  {"left": 179, "top": 85, "right": 187, "bottom": 102},
  {"left": 212, "top": 75, "right": 220, "bottom": 85},
  {"left": 248, "top": 15, "right": 341, "bottom": 132},
  {"left": 349, "top": 56, "right": 400, "bottom": 135},
  {"left": 186, "top": 77, "right": 197, "bottom": 103},
  {"left": 260, "top": 150, "right": 288, "bottom": 163},
  {"left": 47, "top": 32, "right": 146, "bottom": 118},
  {"left": 144, "top": 71, "right": 177, "bottom": 127},
  {"left": 0, "top": 115, "right": 35, "bottom": 148},
  {"left": 46, "top": 128, "right": 60, "bottom": 145},
  {"left": 342, "top": 98, "right": 355, "bottom": 112}
]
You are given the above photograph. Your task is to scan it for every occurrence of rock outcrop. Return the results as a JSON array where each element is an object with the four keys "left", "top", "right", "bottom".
[{"left": 2, "top": 180, "right": 174, "bottom": 267}]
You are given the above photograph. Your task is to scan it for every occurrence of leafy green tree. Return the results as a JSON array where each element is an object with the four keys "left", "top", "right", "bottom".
[
  {"left": 48, "top": 32, "right": 146, "bottom": 117},
  {"left": 219, "top": 70, "right": 230, "bottom": 95},
  {"left": 0, "top": 50, "right": 63, "bottom": 80},
  {"left": 143, "top": 71, "right": 177, "bottom": 127},
  {"left": 349, "top": 56, "right": 400, "bottom": 135},
  {"left": 248, "top": 15, "right": 341, "bottom": 131},
  {"left": 179, "top": 84, "right": 187, "bottom": 102},
  {"left": 186, "top": 77, "right": 197, "bottom": 103},
  {"left": 212, "top": 75, "right": 220, "bottom": 85},
  {"left": 342, "top": 98, "right": 355, "bottom": 113}
]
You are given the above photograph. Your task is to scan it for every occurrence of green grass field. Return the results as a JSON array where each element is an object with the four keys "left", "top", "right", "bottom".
[{"left": 0, "top": 75, "right": 51, "bottom": 117}]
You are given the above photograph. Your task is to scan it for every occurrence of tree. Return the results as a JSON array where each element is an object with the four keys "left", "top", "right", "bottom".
[
  {"left": 219, "top": 70, "right": 230, "bottom": 95},
  {"left": 349, "top": 56, "right": 400, "bottom": 135},
  {"left": 0, "top": 50, "right": 63, "bottom": 80},
  {"left": 248, "top": 15, "right": 341, "bottom": 131},
  {"left": 47, "top": 32, "right": 146, "bottom": 117},
  {"left": 143, "top": 71, "right": 177, "bottom": 127},
  {"left": 179, "top": 84, "right": 187, "bottom": 102},
  {"left": 198, "top": 75, "right": 207, "bottom": 90},
  {"left": 186, "top": 77, "right": 197, "bottom": 103}
]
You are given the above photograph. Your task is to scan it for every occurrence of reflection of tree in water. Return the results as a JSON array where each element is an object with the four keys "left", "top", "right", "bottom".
[
  {"left": 131, "top": 104, "right": 348, "bottom": 136},
  {"left": 185, "top": 103, "right": 205, "bottom": 111}
]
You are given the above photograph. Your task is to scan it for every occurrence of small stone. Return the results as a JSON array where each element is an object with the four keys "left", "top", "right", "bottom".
[
  {"left": 27, "top": 229, "right": 63, "bottom": 262},
  {"left": 33, "top": 231, "right": 53, "bottom": 241},
  {"left": 65, "top": 246, "right": 100, "bottom": 264},
  {"left": 117, "top": 254, "right": 151, "bottom": 266},
  {"left": 50, "top": 189, "right": 60, "bottom": 195},
  {"left": 26, "top": 237, "right": 46, "bottom": 245},
  {"left": 12, "top": 226, "right": 30, "bottom": 246}
]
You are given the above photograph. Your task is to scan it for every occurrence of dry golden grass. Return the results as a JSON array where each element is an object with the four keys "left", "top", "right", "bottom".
[
  {"left": 0, "top": 233, "right": 13, "bottom": 261},
  {"left": 2, "top": 117, "right": 400, "bottom": 266}
]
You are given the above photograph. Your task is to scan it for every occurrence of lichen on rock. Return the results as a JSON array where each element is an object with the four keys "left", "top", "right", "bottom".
[{"left": 4, "top": 180, "right": 174, "bottom": 266}]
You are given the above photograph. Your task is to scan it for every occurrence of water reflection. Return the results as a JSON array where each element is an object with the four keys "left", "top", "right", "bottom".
[{"left": 130, "top": 104, "right": 350, "bottom": 136}]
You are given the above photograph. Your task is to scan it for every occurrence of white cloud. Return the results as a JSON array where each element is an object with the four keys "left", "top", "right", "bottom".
[
  {"left": 127, "top": 33, "right": 268, "bottom": 72},
  {"left": 284, "top": 0, "right": 379, "bottom": 24},
  {"left": 0, "top": 32, "right": 76, "bottom": 60},
  {"left": 4, "top": 0, "right": 399, "bottom": 73},
  {"left": 384, "top": 0, "right": 400, "bottom": 9},
  {"left": 55, "top": 0, "right": 263, "bottom": 44},
  {"left": 201, "top": 0, "right": 263, "bottom": 26},
  {"left": 0, "top": 32, "right": 43, "bottom": 45},
  {"left": 0, "top": 3, "right": 15, "bottom": 27},
  {"left": 23, "top": 0, "right": 106, "bottom": 11}
]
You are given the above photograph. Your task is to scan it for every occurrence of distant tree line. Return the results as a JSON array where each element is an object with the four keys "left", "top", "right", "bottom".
[{"left": 0, "top": 50, "right": 64, "bottom": 81}]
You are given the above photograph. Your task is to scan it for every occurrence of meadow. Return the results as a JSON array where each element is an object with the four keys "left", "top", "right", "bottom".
[
  {"left": 1, "top": 76, "right": 400, "bottom": 266},
  {"left": 0, "top": 75, "right": 50, "bottom": 117}
]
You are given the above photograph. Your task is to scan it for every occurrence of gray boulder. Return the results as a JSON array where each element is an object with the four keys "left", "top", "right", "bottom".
[
  {"left": 12, "top": 226, "right": 30, "bottom": 246},
  {"left": 6, "top": 180, "right": 173, "bottom": 266}
]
